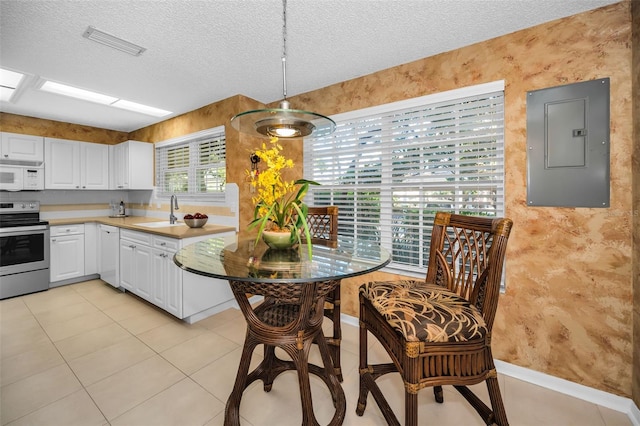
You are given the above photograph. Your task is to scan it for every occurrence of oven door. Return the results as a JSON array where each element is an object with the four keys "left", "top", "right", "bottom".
[{"left": 0, "top": 225, "right": 50, "bottom": 276}]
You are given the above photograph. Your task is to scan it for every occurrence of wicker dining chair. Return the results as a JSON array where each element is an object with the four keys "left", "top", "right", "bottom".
[
  {"left": 304, "top": 206, "right": 343, "bottom": 380},
  {"left": 357, "top": 211, "right": 513, "bottom": 426}
]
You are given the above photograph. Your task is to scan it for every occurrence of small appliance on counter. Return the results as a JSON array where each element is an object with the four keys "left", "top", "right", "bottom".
[{"left": 108, "top": 200, "right": 128, "bottom": 218}]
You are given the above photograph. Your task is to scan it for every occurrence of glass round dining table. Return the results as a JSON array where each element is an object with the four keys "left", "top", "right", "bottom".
[{"left": 174, "top": 236, "right": 390, "bottom": 426}]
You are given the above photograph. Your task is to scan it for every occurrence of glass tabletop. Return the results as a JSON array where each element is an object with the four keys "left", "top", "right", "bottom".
[{"left": 174, "top": 235, "right": 391, "bottom": 283}]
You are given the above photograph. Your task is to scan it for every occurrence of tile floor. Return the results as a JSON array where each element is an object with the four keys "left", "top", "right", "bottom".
[{"left": 0, "top": 279, "right": 633, "bottom": 426}]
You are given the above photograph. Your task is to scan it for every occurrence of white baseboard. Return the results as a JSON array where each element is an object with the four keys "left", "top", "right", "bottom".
[{"left": 341, "top": 312, "right": 640, "bottom": 425}]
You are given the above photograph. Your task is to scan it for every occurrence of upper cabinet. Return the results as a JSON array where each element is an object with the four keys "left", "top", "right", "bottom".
[
  {"left": 110, "top": 141, "right": 154, "bottom": 190},
  {"left": 0, "top": 132, "right": 44, "bottom": 165},
  {"left": 44, "top": 137, "right": 109, "bottom": 190}
]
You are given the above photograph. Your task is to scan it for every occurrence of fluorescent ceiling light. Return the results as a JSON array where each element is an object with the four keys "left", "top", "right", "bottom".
[
  {"left": 111, "top": 99, "right": 171, "bottom": 117},
  {"left": 0, "top": 68, "right": 24, "bottom": 88},
  {"left": 0, "top": 87, "right": 15, "bottom": 102},
  {"left": 38, "top": 79, "right": 172, "bottom": 117},
  {"left": 83, "top": 26, "right": 146, "bottom": 56},
  {"left": 40, "top": 81, "right": 118, "bottom": 104},
  {"left": 0, "top": 68, "right": 24, "bottom": 102}
]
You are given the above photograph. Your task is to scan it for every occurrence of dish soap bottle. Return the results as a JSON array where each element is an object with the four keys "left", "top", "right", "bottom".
[{"left": 118, "top": 200, "right": 126, "bottom": 216}]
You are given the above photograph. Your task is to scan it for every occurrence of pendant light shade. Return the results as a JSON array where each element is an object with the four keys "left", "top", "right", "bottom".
[{"left": 230, "top": 0, "right": 335, "bottom": 139}]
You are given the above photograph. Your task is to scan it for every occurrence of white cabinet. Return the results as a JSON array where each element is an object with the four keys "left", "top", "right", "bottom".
[
  {"left": 44, "top": 138, "right": 109, "bottom": 190},
  {"left": 111, "top": 141, "right": 153, "bottom": 190},
  {"left": 0, "top": 132, "right": 44, "bottom": 164},
  {"left": 50, "top": 225, "right": 85, "bottom": 283},
  {"left": 119, "top": 230, "right": 153, "bottom": 300},
  {"left": 99, "top": 224, "right": 119, "bottom": 287},
  {"left": 152, "top": 235, "right": 182, "bottom": 318},
  {"left": 84, "top": 222, "right": 98, "bottom": 275}
]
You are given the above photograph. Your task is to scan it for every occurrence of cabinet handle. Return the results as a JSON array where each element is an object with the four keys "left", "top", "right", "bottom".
[
  {"left": 51, "top": 238, "right": 56, "bottom": 242},
  {"left": 129, "top": 244, "right": 136, "bottom": 249},
  {"left": 160, "top": 242, "right": 166, "bottom": 246}
]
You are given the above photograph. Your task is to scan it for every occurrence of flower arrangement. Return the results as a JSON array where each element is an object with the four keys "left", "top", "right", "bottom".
[{"left": 247, "top": 137, "right": 318, "bottom": 257}]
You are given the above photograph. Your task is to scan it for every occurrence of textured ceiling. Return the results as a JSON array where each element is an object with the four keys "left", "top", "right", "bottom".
[{"left": 0, "top": 0, "right": 619, "bottom": 132}]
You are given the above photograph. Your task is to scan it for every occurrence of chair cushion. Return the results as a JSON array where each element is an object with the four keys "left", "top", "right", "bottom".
[{"left": 360, "top": 280, "right": 487, "bottom": 343}]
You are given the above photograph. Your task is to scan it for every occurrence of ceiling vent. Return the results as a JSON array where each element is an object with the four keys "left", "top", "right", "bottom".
[{"left": 82, "top": 26, "right": 146, "bottom": 56}]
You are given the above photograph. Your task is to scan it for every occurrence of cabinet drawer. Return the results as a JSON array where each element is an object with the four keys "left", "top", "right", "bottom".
[
  {"left": 50, "top": 224, "right": 85, "bottom": 236},
  {"left": 120, "top": 229, "right": 152, "bottom": 246},
  {"left": 153, "top": 235, "right": 179, "bottom": 251}
]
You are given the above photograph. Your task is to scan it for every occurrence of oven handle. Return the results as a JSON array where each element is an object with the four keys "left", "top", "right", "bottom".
[{"left": 0, "top": 225, "right": 49, "bottom": 234}]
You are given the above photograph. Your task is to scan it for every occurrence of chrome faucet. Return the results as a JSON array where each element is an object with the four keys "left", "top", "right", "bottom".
[{"left": 169, "top": 194, "right": 179, "bottom": 224}]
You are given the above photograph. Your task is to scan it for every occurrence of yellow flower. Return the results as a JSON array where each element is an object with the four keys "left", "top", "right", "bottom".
[{"left": 247, "top": 137, "right": 320, "bottom": 257}]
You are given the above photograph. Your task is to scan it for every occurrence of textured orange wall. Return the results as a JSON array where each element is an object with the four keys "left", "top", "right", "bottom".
[
  {"left": 282, "top": 2, "right": 634, "bottom": 397},
  {"left": 0, "top": 112, "right": 128, "bottom": 144},
  {"left": 631, "top": 0, "right": 640, "bottom": 410}
]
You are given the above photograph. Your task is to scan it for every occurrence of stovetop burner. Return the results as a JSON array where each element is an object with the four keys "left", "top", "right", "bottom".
[{"left": 0, "top": 201, "right": 48, "bottom": 228}]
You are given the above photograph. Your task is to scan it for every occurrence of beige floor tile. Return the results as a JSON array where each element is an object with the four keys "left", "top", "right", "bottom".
[
  {"left": 137, "top": 320, "right": 207, "bottom": 353},
  {"left": 101, "top": 296, "right": 159, "bottom": 322},
  {"left": 0, "top": 315, "right": 42, "bottom": 340},
  {"left": 86, "top": 355, "right": 185, "bottom": 420},
  {"left": 110, "top": 378, "right": 224, "bottom": 426},
  {"left": 0, "top": 298, "right": 32, "bottom": 322},
  {"left": 6, "top": 389, "right": 106, "bottom": 426},
  {"left": 69, "top": 279, "right": 109, "bottom": 294},
  {"left": 21, "top": 287, "right": 87, "bottom": 315},
  {"left": 68, "top": 336, "right": 156, "bottom": 386},
  {"left": 209, "top": 317, "right": 247, "bottom": 346},
  {"left": 204, "top": 411, "right": 255, "bottom": 426},
  {"left": 196, "top": 307, "right": 244, "bottom": 331},
  {"left": 40, "top": 309, "right": 114, "bottom": 342},
  {"left": 161, "top": 331, "right": 238, "bottom": 375},
  {"left": 0, "top": 363, "right": 82, "bottom": 424},
  {"left": 80, "top": 287, "right": 134, "bottom": 311},
  {"left": 32, "top": 300, "right": 100, "bottom": 326},
  {"left": 0, "top": 340, "right": 65, "bottom": 387},
  {"left": 503, "top": 375, "right": 606, "bottom": 425},
  {"left": 0, "top": 325, "right": 51, "bottom": 360},
  {"left": 191, "top": 346, "right": 264, "bottom": 403},
  {"left": 54, "top": 322, "right": 132, "bottom": 361},
  {"left": 117, "top": 308, "right": 174, "bottom": 335}
]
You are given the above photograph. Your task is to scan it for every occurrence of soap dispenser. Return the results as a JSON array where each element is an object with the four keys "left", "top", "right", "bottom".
[{"left": 118, "top": 199, "right": 126, "bottom": 216}]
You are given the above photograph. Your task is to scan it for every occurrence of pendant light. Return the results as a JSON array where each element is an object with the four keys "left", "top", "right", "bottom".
[{"left": 230, "top": 0, "right": 335, "bottom": 139}]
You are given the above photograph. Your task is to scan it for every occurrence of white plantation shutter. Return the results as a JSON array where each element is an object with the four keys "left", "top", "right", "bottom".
[
  {"left": 156, "top": 127, "right": 226, "bottom": 196},
  {"left": 303, "top": 82, "right": 505, "bottom": 275}
]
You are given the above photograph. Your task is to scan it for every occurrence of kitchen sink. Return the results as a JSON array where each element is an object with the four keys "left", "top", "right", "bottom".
[{"left": 137, "top": 221, "right": 186, "bottom": 228}]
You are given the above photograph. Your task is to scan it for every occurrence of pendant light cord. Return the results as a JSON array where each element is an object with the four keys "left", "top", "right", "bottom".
[{"left": 281, "top": 0, "right": 288, "bottom": 100}]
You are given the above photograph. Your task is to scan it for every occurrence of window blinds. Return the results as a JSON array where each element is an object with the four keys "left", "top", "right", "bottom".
[
  {"left": 304, "top": 85, "right": 504, "bottom": 274},
  {"left": 155, "top": 130, "right": 226, "bottom": 195}
]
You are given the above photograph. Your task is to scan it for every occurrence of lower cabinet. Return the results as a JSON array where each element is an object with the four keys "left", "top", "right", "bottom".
[
  {"left": 152, "top": 246, "right": 182, "bottom": 318},
  {"left": 50, "top": 225, "right": 85, "bottom": 283},
  {"left": 119, "top": 230, "right": 153, "bottom": 299}
]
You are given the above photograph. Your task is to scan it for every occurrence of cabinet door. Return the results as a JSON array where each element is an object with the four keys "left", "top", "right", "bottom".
[
  {"left": 119, "top": 240, "right": 135, "bottom": 290},
  {"left": 114, "top": 143, "right": 129, "bottom": 189},
  {"left": 99, "top": 226, "right": 119, "bottom": 287},
  {"left": 1, "top": 132, "right": 44, "bottom": 163},
  {"left": 44, "top": 138, "right": 81, "bottom": 189},
  {"left": 50, "top": 234, "right": 85, "bottom": 282},
  {"left": 81, "top": 143, "right": 109, "bottom": 190},
  {"left": 152, "top": 248, "right": 182, "bottom": 318},
  {"left": 164, "top": 252, "right": 182, "bottom": 317},
  {"left": 151, "top": 249, "right": 167, "bottom": 309},
  {"left": 133, "top": 244, "right": 153, "bottom": 301},
  {"left": 84, "top": 223, "right": 98, "bottom": 275}
]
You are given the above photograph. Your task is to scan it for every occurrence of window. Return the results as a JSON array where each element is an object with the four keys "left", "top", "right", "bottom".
[
  {"left": 155, "top": 126, "right": 226, "bottom": 197},
  {"left": 304, "top": 82, "right": 504, "bottom": 275}
]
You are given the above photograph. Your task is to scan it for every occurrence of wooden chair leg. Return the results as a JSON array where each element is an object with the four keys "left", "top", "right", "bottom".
[
  {"left": 486, "top": 376, "right": 509, "bottom": 426},
  {"left": 434, "top": 385, "right": 444, "bottom": 403},
  {"left": 356, "top": 319, "right": 369, "bottom": 416},
  {"left": 404, "top": 389, "right": 418, "bottom": 426}
]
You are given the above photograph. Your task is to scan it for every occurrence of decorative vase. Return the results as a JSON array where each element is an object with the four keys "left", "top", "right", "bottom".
[{"left": 261, "top": 229, "right": 297, "bottom": 250}]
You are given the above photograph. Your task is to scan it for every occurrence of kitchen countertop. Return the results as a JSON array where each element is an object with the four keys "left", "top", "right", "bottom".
[{"left": 47, "top": 216, "right": 236, "bottom": 239}]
